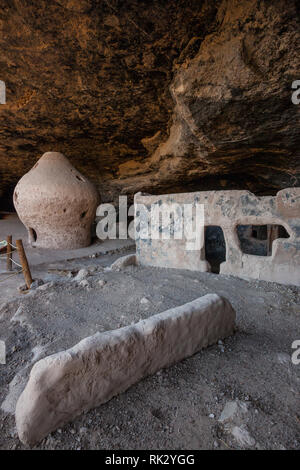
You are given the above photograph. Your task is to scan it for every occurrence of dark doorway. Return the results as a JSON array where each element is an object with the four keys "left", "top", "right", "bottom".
[{"left": 205, "top": 226, "right": 226, "bottom": 274}]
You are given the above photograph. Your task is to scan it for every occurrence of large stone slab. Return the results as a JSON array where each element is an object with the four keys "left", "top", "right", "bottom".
[{"left": 15, "top": 293, "right": 235, "bottom": 446}]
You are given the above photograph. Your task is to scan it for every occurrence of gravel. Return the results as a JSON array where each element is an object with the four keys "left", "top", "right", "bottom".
[{"left": 0, "top": 249, "right": 299, "bottom": 450}]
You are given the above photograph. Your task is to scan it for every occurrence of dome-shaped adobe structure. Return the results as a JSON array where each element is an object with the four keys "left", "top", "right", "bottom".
[{"left": 13, "top": 152, "right": 100, "bottom": 249}]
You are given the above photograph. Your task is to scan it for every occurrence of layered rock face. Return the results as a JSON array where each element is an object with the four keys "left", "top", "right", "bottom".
[{"left": 0, "top": 0, "right": 299, "bottom": 209}]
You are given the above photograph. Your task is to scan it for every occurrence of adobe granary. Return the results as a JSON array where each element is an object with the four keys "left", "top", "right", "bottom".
[{"left": 13, "top": 152, "right": 99, "bottom": 249}]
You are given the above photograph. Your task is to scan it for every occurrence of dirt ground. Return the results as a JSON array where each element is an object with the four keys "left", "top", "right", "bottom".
[{"left": 0, "top": 244, "right": 299, "bottom": 450}]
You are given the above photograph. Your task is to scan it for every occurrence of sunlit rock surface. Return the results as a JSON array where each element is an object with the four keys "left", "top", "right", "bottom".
[{"left": 0, "top": 0, "right": 299, "bottom": 208}]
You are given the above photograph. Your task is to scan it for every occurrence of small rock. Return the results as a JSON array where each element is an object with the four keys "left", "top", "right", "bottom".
[
  {"left": 18, "top": 284, "right": 29, "bottom": 292},
  {"left": 98, "top": 280, "right": 106, "bottom": 287},
  {"left": 79, "top": 279, "right": 89, "bottom": 288},
  {"left": 75, "top": 269, "right": 89, "bottom": 281},
  {"left": 276, "top": 352, "right": 290, "bottom": 365},
  {"left": 30, "top": 279, "right": 44, "bottom": 289},
  {"left": 209, "top": 413, "right": 215, "bottom": 419},
  {"left": 110, "top": 254, "right": 136, "bottom": 270},
  {"left": 231, "top": 426, "right": 255, "bottom": 447},
  {"left": 37, "top": 282, "right": 54, "bottom": 291},
  {"left": 140, "top": 297, "right": 150, "bottom": 305},
  {"left": 219, "top": 400, "right": 248, "bottom": 423}
]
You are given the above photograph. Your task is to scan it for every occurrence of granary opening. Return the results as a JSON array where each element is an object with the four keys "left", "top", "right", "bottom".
[
  {"left": 237, "top": 224, "right": 290, "bottom": 256},
  {"left": 28, "top": 227, "right": 37, "bottom": 243},
  {"left": 204, "top": 226, "right": 226, "bottom": 274}
]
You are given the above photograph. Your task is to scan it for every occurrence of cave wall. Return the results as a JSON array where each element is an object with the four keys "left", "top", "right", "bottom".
[{"left": 0, "top": 0, "right": 299, "bottom": 209}]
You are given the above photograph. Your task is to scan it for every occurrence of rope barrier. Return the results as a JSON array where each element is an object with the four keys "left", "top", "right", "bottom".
[
  {"left": 1, "top": 238, "right": 33, "bottom": 288},
  {"left": 10, "top": 258, "right": 22, "bottom": 268},
  {"left": 0, "top": 254, "right": 17, "bottom": 260},
  {"left": 0, "top": 239, "right": 22, "bottom": 270},
  {"left": 0, "top": 253, "right": 15, "bottom": 259},
  {"left": 0, "top": 270, "right": 23, "bottom": 282}
]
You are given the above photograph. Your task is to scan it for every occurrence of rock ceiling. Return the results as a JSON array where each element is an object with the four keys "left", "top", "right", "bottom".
[{"left": 0, "top": 0, "right": 299, "bottom": 209}]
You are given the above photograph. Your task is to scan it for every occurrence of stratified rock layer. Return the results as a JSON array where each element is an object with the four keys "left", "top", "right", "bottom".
[{"left": 0, "top": 0, "right": 299, "bottom": 207}]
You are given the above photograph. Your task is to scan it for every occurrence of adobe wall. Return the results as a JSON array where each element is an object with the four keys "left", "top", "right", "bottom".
[
  {"left": 16, "top": 294, "right": 235, "bottom": 446},
  {"left": 134, "top": 188, "right": 300, "bottom": 286}
]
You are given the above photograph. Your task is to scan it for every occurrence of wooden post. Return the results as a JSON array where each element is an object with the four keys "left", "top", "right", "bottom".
[
  {"left": 16, "top": 239, "right": 33, "bottom": 289},
  {"left": 6, "top": 235, "right": 12, "bottom": 271}
]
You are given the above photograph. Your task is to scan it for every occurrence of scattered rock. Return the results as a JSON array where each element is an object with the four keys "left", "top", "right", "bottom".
[
  {"left": 18, "top": 284, "right": 29, "bottom": 293},
  {"left": 75, "top": 269, "right": 89, "bottom": 281},
  {"left": 218, "top": 400, "right": 248, "bottom": 423},
  {"left": 231, "top": 425, "right": 255, "bottom": 448},
  {"left": 277, "top": 352, "right": 291, "bottom": 365},
  {"left": 218, "top": 400, "right": 254, "bottom": 448},
  {"left": 10, "top": 306, "right": 29, "bottom": 328},
  {"left": 30, "top": 279, "right": 44, "bottom": 289},
  {"left": 37, "top": 282, "right": 54, "bottom": 291},
  {"left": 110, "top": 254, "right": 136, "bottom": 271}
]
